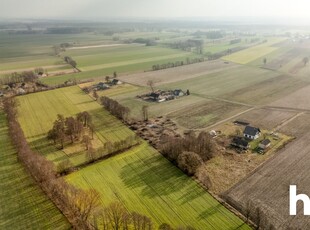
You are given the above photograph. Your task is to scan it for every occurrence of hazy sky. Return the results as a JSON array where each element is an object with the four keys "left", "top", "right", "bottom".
[{"left": 1, "top": 0, "right": 310, "bottom": 22}]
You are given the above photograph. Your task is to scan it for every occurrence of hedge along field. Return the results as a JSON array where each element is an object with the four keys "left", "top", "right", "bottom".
[
  {"left": 222, "top": 37, "right": 286, "bottom": 64},
  {"left": 67, "top": 142, "right": 250, "bottom": 230},
  {"left": 17, "top": 86, "right": 136, "bottom": 167},
  {"left": 0, "top": 112, "right": 70, "bottom": 229},
  {"left": 41, "top": 46, "right": 201, "bottom": 85}
]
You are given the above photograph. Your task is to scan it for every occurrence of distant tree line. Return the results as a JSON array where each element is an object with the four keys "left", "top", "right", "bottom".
[
  {"left": 167, "top": 39, "right": 203, "bottom": 54},
  {"left": 206, "top": 46, "right": 246, "bottom": 60},
  {"left": 46, "top": 27, "right": 96, "bottom": 34},
  {"left": 133, "top": 38, "right": 157, "bottom": 46},
  {"left": 100, "top": 96, "right": 130, "bottom": 122},
  {"left": 0, "top": 71, "right": 39, "bottom": 85},
  {"left": 230, "top": 38, "right": 242, "bottom": 44},
  {"left": 193, "top": 30, "right": 224, "bottom": 40},
  {"left": 151, "top": 57, "right": 205, "bottom": 71}
]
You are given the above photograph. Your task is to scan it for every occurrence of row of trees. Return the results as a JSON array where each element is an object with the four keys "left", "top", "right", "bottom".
[
  {"left": 167, "top": 39, "right": 204, "bottom": 54},
  {"left": 47, "top": 112, "right": 94, "bottom": 150},
  {"left": 64, "top": 56, "right": 77, "bottom": 68},
  {"left": 90, "top": 201, "right": 196, "bottom": 230},
  {"left": 100, "top": 96, "right": 130, "bottom": 122},
  {"left": 0, "top": 70, "right": 40, "bottom": 85},
  {"left": 151, "top": 57, "right": 205, "bottom": 71},
  {"left": 2, "top": 97, "right": 100, "bottom": 229}
]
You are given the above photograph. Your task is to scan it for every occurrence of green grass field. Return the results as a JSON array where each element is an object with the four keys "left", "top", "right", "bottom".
[
  {"left": 67, "top": 142, "right": 250, "bottom": 230},
  {"left": 42, "top": 45, "right": 201, "bottom": 85},
  {"left": 0, "top": 112, "right": 70, "bottom": 229},
  {"left": 0, "top": 32, "right": 112, "bottom": 76},
  {"left": 222, "top": 38, "right": 286, "bottom": 64},
  {"left": 17, "top": 86, "right": 136, "bottom": 168}
]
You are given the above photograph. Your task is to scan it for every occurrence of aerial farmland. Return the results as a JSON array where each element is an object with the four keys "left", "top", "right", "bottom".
[{"left": 2, "top": 6, "right": 310, "bottom": 229}]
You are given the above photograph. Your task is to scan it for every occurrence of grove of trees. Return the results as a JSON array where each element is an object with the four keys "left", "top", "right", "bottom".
[
  {"left": 100, "top": 96, "right": 130, "bottom": 122},
  {"left": 160, "top": 131, "right": 214, "bottom": 186},
  {"left": 47, "top": 111, "right": 93, "bottom": 149}
]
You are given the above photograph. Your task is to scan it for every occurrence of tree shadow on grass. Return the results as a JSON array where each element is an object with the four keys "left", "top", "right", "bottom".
[
  {"left": 120, "top": 153, "right": 203, "bottom": 201},
  {"left": 197, "top": 203, "right": 222, "bottom": 220},
  {"left": 177, "top": 187, "right": 208, "bottom": 205}
]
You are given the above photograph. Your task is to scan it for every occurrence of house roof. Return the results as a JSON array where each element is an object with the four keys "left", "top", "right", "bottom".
[
  {"left": 260, "top": 139, "right": 271, "bottom": 145},
  {"left": 243, "top": 126, "right": 260, "bottom": 136},
  {"left": 232, "top": 137, "right": 249, "bottom": 148}
]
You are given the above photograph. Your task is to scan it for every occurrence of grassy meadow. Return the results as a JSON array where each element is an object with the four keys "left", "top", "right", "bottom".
[
  {"left": 17, "top": 86, "right": 136, "bottom": 168},
  {"left": 0, "top": 112, "right": 70, "bottom": 229},
  {"left": 67, "top": 142, "right": 250, "bottom": 230},
  {"left": 41, "top": 44, "right": 201, "bottom": 85}
]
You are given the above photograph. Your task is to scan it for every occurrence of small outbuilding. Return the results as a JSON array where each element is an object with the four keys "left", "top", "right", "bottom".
[
  {"left": 111, "top": 79, "right": 122, "bottom": 85},
  {"left": 258, "top": 139, "right": 271, "bottom": 150},
  {"left": 243, "top": 126, "right": 261, "bottom": 140},
  {"left": 95, "top": 82, "right": 110, "bottom": 90},
  {"left": 231, "top": 137, "right": 250, "bottom": 150}
]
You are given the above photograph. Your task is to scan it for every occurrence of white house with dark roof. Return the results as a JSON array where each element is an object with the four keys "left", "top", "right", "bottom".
[{"left": 243, "top": 126, "right": 261, "bottom": 140}]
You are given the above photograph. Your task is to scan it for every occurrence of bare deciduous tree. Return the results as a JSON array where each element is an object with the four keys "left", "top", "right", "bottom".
[{"left": 147, "top": 80, "right": 155, "bottom": 93}]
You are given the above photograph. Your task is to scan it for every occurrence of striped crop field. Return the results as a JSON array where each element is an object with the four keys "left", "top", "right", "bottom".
[
  {"left": 17, "top": 86, "right": 136, "bottom": 168},
  {"left": 222, "top": 37, "right": 286, "bottom": 64},
  {"left": 0, "top": 112, "right": 70, "bottom": 229},
  {"left": 41, "top": 44, "right": 201, "bottom": 86},
  {"left": 67, "top": 142, "right": 250, "bottom": 230}
]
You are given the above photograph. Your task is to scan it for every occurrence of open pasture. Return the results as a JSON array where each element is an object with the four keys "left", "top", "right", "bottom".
[
  {"left": 167, "top": 99, "right": 249, "bottom": 129},
  {"left": 279, "top": 113, "right": 310, "bottom": 137},
  {"left": 249, "top": 40, "right": 310, "bottom": 79},
  {"left": 0, "top": 32, "right": 114, "bottom": 77},
  {"left": 222, "top": 38, "right": 286, "bottom": 64},
  {"left": 269, "top": 84, "right": 310, "bottom": 110},
  {"left": 161, "top": 65, "right": 279, "bottom": 97},
  {"left": 118, "top": 60, "right": 239, "bottom": 86},
  {"left": 41, "top": 52, "right": 200, "bottom": 86},
  {"left": 67, "top": 142, "right": 250, "bottom": 230},
  {"left": 221, "top": 74, "right": 308, "bottom": 105},
  {"left": 17, "top": 86, "right": 136, "bottom": 168},
  {"left": 0, "top": 112, "right": 70, "bottom": 229},
  {"left": 232, "top": 108, "right": 298, "bottom": 130},
  {"left": 63, "top": 44, "right": 191, "bottom": 71}
]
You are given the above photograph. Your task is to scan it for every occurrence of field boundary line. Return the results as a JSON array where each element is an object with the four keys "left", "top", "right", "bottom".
[{"left": 274, "top": 112, "right": 304, "bottom": 131}]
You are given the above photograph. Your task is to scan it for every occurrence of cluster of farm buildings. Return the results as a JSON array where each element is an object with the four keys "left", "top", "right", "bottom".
[
  {"left": 92, "top": 79, "right": 122, "bottom": 91},
  {"left": 137, "top": 89, "right": 190, "bottom": 102},
  {"left": 230, "top": 123, "right": 271, "bottom": 153}
]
